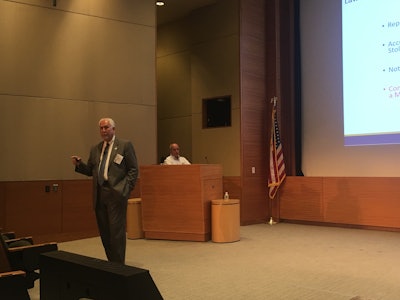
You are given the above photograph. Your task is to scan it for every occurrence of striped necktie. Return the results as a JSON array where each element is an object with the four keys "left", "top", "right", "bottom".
[{"left": 98, "top": 143, "right": 110, "bottom": 185}]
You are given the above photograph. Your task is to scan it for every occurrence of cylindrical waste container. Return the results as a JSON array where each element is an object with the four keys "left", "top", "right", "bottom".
[
  {"left": 127, "top": 198, "right": 144, "bottom": 239},
  {"left": 211, "top": 199, "right": 240, "bottom": 243}
]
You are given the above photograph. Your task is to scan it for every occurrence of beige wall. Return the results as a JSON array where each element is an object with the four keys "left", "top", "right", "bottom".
[
  {"left": 0, "top": 0, "right": 157, "bottom": 180},
  {"left": 157, "top": 0, "right": 240, "bottom": 175}
]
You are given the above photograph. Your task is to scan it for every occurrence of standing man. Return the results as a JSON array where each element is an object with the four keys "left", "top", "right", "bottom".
[
  {"left": 71, "top": 118, "right": 138, "bottom": 264},
  {"left": 163, "top": 143, "right": 191, "bottom": 165}
]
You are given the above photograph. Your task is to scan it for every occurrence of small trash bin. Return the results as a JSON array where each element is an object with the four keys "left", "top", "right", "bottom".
[
  {"left": 127, "top": 198, "right": 144, "bottom": 239},
  {"left": 211, "top": 199, "right": 240, "bottom": 243}
]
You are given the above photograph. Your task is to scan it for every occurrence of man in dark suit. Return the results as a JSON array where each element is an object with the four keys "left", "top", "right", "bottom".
[{"left": 71, "top": 118, "right": 138, "bottom": 264}]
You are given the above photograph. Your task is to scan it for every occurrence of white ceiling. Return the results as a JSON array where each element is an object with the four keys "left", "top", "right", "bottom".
[{"left": 156, "top": 0, "right": 217, "bottom": 25}]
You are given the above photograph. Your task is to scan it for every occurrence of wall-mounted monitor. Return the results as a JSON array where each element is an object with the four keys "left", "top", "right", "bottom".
[{"left": 202, "top": 95, "right": 231, "bottom": 128}]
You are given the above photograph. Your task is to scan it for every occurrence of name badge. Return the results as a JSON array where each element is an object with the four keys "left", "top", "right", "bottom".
[{"left": 114, "top": 154, "right": 124, "bottom": 164}]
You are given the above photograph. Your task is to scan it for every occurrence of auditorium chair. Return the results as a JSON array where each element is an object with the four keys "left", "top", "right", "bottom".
[
  {"left": 0, "top": 230, "right": 58, "bottom": 289},
  {"left": 2, "top": 231, "right": 34, "bottom": 247},
  {"left": 0, "top": 238, "right": 31, "bottom": 299}
]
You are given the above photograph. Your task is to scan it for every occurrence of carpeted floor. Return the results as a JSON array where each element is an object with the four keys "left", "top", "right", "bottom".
[{"left": 29, "top": 223, "right": 400, "bottom": 299}]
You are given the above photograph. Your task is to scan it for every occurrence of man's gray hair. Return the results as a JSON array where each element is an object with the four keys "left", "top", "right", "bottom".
[{"left": 99, "top": 118, "right": 115, "bottom": 127}]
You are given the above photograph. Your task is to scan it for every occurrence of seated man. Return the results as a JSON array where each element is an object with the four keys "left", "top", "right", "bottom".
[{"left": 163, "top": 143, "right": 191, "bottom": 165}]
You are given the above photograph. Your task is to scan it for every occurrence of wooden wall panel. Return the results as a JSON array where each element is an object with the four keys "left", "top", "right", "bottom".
[
  {"left": 62, "top": 180, "right": 97, "bottom": 233},
  {"left": 323, "top": 177, "right": 400, "bottom": 228},
  {"left": 5, "top": 181, "right": 62, "bottom": 237},
  {"left": 280, "top": 177, "right": 324, "bottom": 221},
  {"left": 280, "top": 176, "right": 400, "bottom": 230},
  {"left": 0, "top": 182, "right": 5, "bottom": 230},
  {"left": 0, "top": 177, "right": 142, "bottom": 243},
  {"left": 223, "top": 176, "right": 242, "bottom": 200},
  {"left": 241, "top": 177, "right": 268, "bottom": 225},
  {"left": 240, "top": 0, "right": 269, "bottom": 225},
  {"left": 4, "top": 175, "right": 400, "bottom": 242},
  {"left": 239, "top": 0, "right": 295, "bottom": 224}
]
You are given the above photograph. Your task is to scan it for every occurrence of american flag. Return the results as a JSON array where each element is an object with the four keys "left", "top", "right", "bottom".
[{"left": 268, "top": 99, "right": 286, "bottom": 199}]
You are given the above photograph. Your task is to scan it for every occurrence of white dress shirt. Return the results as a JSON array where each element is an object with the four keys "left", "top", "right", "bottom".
[{"left": 163, "top": 155, "right": 191, "bottom": 165}]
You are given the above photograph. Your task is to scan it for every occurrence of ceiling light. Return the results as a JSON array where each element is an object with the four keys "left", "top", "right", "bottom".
[{"left": 156, "top": 1, "right": 165, "bottom": 6}]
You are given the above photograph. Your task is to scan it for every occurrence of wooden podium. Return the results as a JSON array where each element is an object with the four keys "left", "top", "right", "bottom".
[{"left": 140, "top": 164, "right": 223, "bottom": 241}]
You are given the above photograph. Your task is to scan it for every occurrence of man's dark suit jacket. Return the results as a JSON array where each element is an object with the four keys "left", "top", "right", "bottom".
[{"left": 75, "top": 137, "right": 138, "bottom": 208}]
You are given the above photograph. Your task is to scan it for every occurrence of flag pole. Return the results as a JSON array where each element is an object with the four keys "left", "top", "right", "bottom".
[
  {"left": 268, "top": 191, "right": 278, "bottom": 225},
  {"left": 267, "top": 96, "right": 286, "bottom": 225},
  {"left": 268, "top": 218, "right": 276, "bottom": 225},
  {"left": 269, "top": 97, "right": 277, "bottom": 225}
]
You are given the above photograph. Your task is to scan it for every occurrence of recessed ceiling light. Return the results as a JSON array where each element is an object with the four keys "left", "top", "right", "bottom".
[{"left": 156, "top": 1, "right": 165, "bottom": 6}]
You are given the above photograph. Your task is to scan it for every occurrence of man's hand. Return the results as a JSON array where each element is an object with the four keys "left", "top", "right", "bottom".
[{"left": 71, "top": 155, "right": 81, "bottom": 166}]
